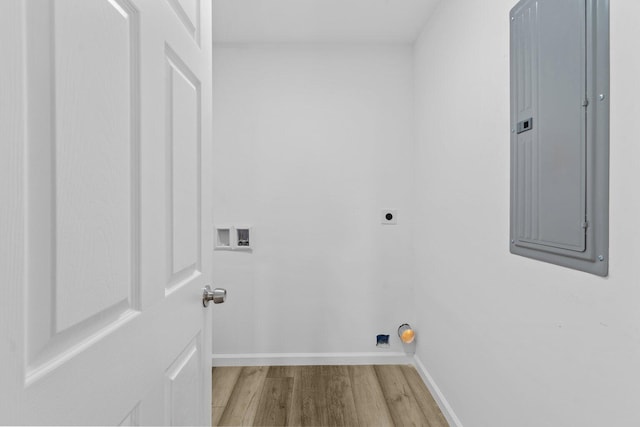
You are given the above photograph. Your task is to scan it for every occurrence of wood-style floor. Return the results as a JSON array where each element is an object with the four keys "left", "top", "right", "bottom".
[{"left": 212, "top": 365, "right": 449, "bottom": 426}]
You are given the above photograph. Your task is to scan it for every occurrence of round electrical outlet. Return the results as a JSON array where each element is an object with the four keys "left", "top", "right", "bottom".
[{"left": 381, "top": 209, "right": 398, "bottom": 225}]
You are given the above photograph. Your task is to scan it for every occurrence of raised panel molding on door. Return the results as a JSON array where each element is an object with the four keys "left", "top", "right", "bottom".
[
  {"left": 166, "top": 0, "right": 201, "bottom": 45},
  {"left": 165, "top": 44, "right": 202, "bottom": 294},
  {"left": 164, "top": 334, "right": 203, "bottom": 426},
  {"left": 25, "top": 0, "right": 142, "bottom": 384},
  {"left": 118, "top": 403, "right": 141, "bottom": 426}
]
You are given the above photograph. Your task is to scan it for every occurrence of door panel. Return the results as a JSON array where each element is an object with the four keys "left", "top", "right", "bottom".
[
  {"left": 511, "top": 0, "right": 587, "bottom": 253},
  {"left": 0, "top": 0, "right": 213, "bottom": 424},
  {"left": 25, "top": 0, "right": 142, "bottom": 386},
  {"left": 54, "top": 0, "right": 138, "bottom": 332},
  {"left": 166, "top": 46, "right": 202, "bottom": 291},
  {"left": 164, "top": 334, "right": 202, "bottom": 426}
]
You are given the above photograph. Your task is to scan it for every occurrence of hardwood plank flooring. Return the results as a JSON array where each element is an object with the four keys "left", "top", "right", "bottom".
[
  {"left": 374, "top": 365, "right": 433, "bottom": 427},
  {"left": 400, "top": 365, "right": 449, "bottom": 427},
  {"left": 288, "top": 366, "right": 324, "bottom": 426},
  {"left": 212, "top": 366, "right": 243, "bottom": 426},
  {"left": 212, "top": 365, "right": 448, "bottom": 427},
  {"left": 217, "top": 366, "right": 269, "bottom": 426},
  {"left": 348, "top": 365, "right": 394, "bottom": 427},
  {"left": 324, "top": 366, "right": 359, "bottom": 426},
  {"left": 253, "top": 377, "right": 294, "bottom": 426}
]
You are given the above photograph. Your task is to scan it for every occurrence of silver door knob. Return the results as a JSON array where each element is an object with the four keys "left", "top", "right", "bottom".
[{"left": 202, "top": 285, "right": 226, "bottom": 307}]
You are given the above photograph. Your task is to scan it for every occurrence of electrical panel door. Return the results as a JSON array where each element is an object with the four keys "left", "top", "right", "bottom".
[{"left": 510, "top": 0, "right": 609, "bottom": 276}]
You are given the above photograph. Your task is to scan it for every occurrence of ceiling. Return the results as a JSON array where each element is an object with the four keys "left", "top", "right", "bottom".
[{"left": 212, "top": 0, "right": 441, "bottom": 44}]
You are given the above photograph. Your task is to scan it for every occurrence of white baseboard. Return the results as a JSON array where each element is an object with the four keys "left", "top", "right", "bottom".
[
  {"left": 412, "top": 354, "right": 463, "bottom": 427},
  {"left": 212, "top": 352, "right": 412, "bottom": 367}
]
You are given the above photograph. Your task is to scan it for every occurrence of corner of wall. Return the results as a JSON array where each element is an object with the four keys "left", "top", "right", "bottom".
[{"left": 412, "top": 354, "right": 464, "bottom": 427}]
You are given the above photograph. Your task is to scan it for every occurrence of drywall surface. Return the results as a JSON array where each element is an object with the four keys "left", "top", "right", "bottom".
[
  {"left": 212, "top": 45, "right": 416, "bottom": 357},
  {"left": 413, "top": 1, "right": 640, "bottom": 426}
]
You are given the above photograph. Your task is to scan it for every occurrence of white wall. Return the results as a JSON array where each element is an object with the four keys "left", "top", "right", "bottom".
[
  {"left": 413, "top": 1, "right": 640, "bottom": 426},
  {"left": 211, "top": 45, "right": 416, "bottom": 359}
]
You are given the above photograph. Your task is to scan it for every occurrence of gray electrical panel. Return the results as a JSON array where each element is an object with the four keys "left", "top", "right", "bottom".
[{"left": 510, "top": 0, "right": 609, "bottom": 276}]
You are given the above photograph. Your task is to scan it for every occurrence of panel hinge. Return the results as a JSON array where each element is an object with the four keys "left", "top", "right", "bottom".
[
  {"left": 582, "top": 98, "right": 589, "bottom": 107},
  {"left": 582, "top": 220, "right": 589, "bottom": 230}
]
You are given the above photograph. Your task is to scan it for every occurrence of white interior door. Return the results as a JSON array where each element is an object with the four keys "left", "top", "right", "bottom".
[{"left": 0, "top": 0, "right": 213, "bottom": 424}]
